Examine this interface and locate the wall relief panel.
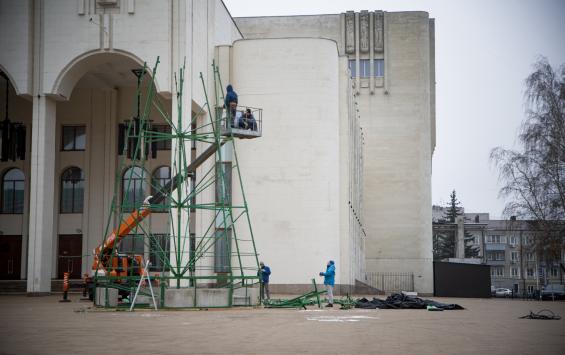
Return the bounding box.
[345,11,355,54]
[359,11,369,53]
[374,11,384,53]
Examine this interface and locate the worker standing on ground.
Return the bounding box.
[260,261,271,300]
[224,84,238,127]
[319,260,335,307]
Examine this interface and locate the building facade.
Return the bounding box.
[0,1,434,294]
[236,10,436,294]
[433,209,565,296]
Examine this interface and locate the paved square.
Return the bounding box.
[0,295,563,354]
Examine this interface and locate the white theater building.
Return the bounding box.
[0,1,435,295]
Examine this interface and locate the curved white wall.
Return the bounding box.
[231,38,341,285]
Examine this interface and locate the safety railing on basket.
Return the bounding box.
[216,106,262,138]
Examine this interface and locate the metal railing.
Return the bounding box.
[365,272,414,293]
[216,106,262,138]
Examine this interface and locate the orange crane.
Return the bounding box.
[92,141,225,276]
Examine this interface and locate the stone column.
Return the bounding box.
[26,96,56,294]
[456,216,465,259]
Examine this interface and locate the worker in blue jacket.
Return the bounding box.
[319,260,335,307]
[260,261,271,300]
[224,84,238,127]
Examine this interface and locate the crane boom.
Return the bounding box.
[92,141,226,271]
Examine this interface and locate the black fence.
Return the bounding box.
[434,261,491,298]
[365,272,414,293]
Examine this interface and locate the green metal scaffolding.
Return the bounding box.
[93,58,262,308]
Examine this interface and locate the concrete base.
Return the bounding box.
[163,288,231,308]
[164,288,195,307]
[134,293,159,305]
[95,287,118,307]
[131,286,161,305]
[232,286,260,306]
[196,289,230,308]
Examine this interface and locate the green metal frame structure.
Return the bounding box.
[93,58,262,308]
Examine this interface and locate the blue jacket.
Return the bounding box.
[261,266,271,283]
[224,85,238,107]
[320,261,335,286]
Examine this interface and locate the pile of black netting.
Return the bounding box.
[355,293,464,310]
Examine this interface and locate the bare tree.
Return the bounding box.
[491,57,565,265]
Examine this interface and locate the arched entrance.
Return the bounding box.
[24,51,172,293]
[52,51,162,100]
[0,70,32,283]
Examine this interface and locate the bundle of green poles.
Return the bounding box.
[263,279,327,309]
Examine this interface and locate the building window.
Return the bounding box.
[487,251,505,261]
[511,251,519,262]
[118,234,144,256]
[122,166,147,212]
[151,125,172,151]
[511,267,520,278]
[526,253,535,262]
[526,268,534,278]
[348,59,384,78]
[486,235,501,243]
[214,228,231,273]
[550,268,558,278]
[491,267,504,277]
[151,166,171,212]
[527,285,535,295]
[509,236,517,246]
[62,126,86,151]
[374,59,384,77]
[360,59,371,78]
[1,168,24,214]
[60,167,84,213]
[150,234,170,271]
[348,60,356,78]
[473,236,480,245]
[215,162,232,206]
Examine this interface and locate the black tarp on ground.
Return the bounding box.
[355,293,464,310]
[434,261,491,298]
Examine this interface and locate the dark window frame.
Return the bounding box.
[151,124,172,151]
[151,166,171,213]
[215,162,232,206]
[150,234,171,272]
[1,168,24,214]
[61,125,86,151]
[121,166,148,212]
[118,234,145,256]
[214,228,232,273]
[60,166,84,214]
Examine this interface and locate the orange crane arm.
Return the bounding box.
[92,141,225,271]
[92,207,152,271]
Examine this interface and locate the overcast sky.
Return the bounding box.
[223,0,565,218]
